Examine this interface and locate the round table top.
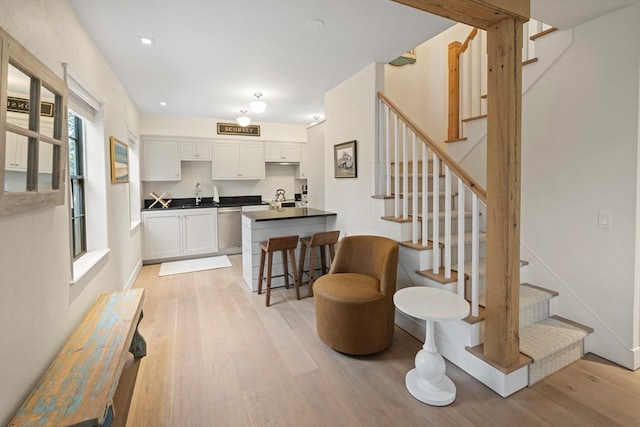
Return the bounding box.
[394,287,470,321]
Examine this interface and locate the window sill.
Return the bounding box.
[71,248,110,285]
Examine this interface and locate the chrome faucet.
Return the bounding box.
[195,182,202,205]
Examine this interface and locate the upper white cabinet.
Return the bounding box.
[180,141,212,161]
[142,139,181,181]
[213,141,265,180]
[264,142,301,163]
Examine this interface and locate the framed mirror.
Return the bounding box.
[1,27,68,216]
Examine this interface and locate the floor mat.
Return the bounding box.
[158,256,231,276]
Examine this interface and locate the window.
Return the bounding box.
[0,27,67,216]
[68,112,86,259]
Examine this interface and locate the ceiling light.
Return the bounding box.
[138,36,154,46]
[306,19,324,31]
[160,101,167,106]
[249,92,267,114]
[310,115,321,126]
[236,109,251,127]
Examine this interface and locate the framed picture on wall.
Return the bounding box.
[334,140,357,178]
[110,136,129,183]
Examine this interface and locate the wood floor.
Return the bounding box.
[114,254,640,427]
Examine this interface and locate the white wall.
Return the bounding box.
[0,1,142,424]
[384,24,474,148]
[140,115,309,203]
[306,121,326,209]
[323,63,385,235]
[520,4,640,369]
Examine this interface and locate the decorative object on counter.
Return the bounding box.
[236,109,251,127]
[275,188,286,202]
[148,192,172,209]
[158,255,231,276]
[249,92,267,113]
[213,185,220,203]
[110,136,129,183]
[334,140,357,178]
[195,182,202,205]
[217,122,260,136]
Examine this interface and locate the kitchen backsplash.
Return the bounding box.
[142,162,307,202]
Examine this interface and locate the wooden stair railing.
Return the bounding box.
[377,91,486,317]
[447,20,557,144]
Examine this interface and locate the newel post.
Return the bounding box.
[483,16,523,368]
[447,41,462,141]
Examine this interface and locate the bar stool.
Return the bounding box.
[257,235,300,307]
[298,230,340,297]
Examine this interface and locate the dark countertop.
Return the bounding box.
[242,207,336,222]
[143,195,267,210]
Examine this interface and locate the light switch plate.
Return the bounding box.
[598,211,613,229]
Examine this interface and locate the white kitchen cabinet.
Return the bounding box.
[183,209,218,255]
[142,139,181,181]
[4,133,54,174]
[297,145,308,178]
[142,208,218,261]
[143,210,182,260]
[4,132,28,171]
[265,142,301,163]
[212,141,265,180]
[180,141,212,161]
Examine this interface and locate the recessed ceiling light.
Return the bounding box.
[306,19,324,30]
[139,36,154,46]
[160,101,166,106]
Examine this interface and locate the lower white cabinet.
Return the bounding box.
[143,208,218,261]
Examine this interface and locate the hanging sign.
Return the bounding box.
[7,96,54,117]
[217,122,261,137]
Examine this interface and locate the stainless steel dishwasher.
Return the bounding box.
[217,207,242,250]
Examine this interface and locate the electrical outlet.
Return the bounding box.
[598,211,613,229]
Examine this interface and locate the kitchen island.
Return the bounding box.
[242,207,337,292]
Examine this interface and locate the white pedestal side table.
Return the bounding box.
[394,286,470,406]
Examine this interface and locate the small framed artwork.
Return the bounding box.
[334,140,357,178]
[110,136,129,183]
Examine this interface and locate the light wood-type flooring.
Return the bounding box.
[114,254,640,427]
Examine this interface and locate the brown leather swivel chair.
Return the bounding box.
[313,235,399,355]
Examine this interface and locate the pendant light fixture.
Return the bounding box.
[249,92,267,114]
[236,109,251,127]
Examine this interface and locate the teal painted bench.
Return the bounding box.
[9,288,146,427]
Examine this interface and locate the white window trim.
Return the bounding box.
[71,248,110,285]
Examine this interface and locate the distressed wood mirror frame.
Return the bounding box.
[0,27,68,216]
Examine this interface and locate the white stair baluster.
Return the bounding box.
[444,165,451,279]
[402,123,409,220]
[385,105,391,196]
[394,114,400,217]
[412,132,419,244]
[457,179,465,297]
[432,155,440,274]
[422,146,429,247]
[471,193,479,317]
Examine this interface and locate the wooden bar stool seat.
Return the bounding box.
[298,230,340,297]
[258,235,300,306]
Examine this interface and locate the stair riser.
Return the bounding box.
[528,341,584,386]
[448,239,486,265]
[390,174,444,193]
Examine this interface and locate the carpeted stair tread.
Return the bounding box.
[519,317,588,361]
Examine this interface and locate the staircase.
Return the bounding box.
[380,157,593,390]
[375,20,592,396]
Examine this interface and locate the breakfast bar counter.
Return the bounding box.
[242,208,337,291]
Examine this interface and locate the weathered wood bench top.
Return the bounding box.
[9,288,146,427]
